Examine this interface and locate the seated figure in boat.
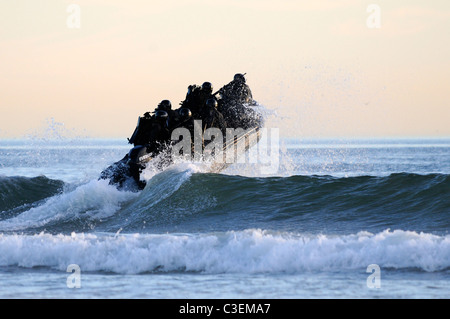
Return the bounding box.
[180,81,216,119]
[154,99,179,130]
[218,73,253,106]
[128,103,172,151]
[146,110,171,155]
[201,98,227,135]
[217,74,260,129]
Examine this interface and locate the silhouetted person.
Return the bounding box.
[218,73,253,106]
[180,82,215,119]
[146,110,171,154]
[154,99,179,130]
[201,98,227,135]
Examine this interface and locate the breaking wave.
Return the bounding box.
[0,168,448,234]
[0,229,448,274]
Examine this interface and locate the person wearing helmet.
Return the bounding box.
[171,107,195,151]
[217,73,256,129]
[218,73,253,105]
[156,99,172,111]
[180,82,216,119]
[153,109,168,121]
[201,81,213,94]
[201,98,227,135]
[172,108,194,132]
[180,84,200,110]
[146,110,171,154]
[178,107,192,119]
[205,98,218,109]
[233,73,246,83]
[155,99,179,129]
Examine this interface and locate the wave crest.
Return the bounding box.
[0,229,448,274]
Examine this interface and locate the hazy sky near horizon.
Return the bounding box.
[1,0,449,138]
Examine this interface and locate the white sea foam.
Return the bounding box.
[0,179,138,231]
[0,162,201,232]
[121,163,199,216]
[0,229,448,274]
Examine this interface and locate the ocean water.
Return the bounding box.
[0,136,449,299]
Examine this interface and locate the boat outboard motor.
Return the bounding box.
[127,145,151,188]
[128,117,142,145]
[128,112,153,146]
[128,145,152,166]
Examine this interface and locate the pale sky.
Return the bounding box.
[0,0,449,138]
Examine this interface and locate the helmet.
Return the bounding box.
[157,100,172,111]
[205,98,218,109]
[178,108,192,119]
[234,73,246,83]
[202,82,213,93]
[154,110,168,121]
